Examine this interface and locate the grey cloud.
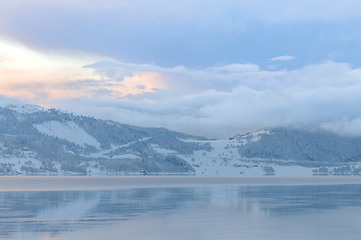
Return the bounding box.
[9,82,46,91]
[58,79,123,90]
[85,60,361,93]
[137,85,146,90]
[3,60,361,139]
[47,61,361,138]
[8,83,51,100]
[91,88,116,98]
[58,80,104,90]
[320,118,361,137]
[50,91,360,139]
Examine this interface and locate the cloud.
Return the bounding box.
[0,39,103,99]
[270,55,297,61]
[320,118,361,137]
[2,56,361,138]
[31,60,361,139]
[2,38,361,139]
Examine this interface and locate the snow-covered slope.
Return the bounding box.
[177,138,314,176]
[0,101,360,176]
[35,121,100,148]
[0,104,203,176]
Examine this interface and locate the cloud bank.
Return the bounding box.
[1,39,361,138]
[17,60,358,139]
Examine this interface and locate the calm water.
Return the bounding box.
[1,179,361,239]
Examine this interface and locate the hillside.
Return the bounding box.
[236,128,361,163]
[1,103,361,176]
[0,104,211,175]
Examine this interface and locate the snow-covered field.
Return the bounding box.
[0,134,328,176]
[178,138,313,176]
[0,152,44,175]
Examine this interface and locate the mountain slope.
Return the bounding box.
[236,127,361,163]
[1,103,361,176]
[0,105,211,175]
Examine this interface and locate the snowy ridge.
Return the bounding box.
[3,103,45,114]
[0,96,45,113]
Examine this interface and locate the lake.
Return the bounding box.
[1,176,361,239]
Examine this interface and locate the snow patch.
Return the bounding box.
[118,154,140,159]
[35,121,100,148]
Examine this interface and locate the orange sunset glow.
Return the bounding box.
[0,39,167,102]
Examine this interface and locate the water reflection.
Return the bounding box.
[1,185,361,239]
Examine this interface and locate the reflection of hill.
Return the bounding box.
[234,184,361,215]
[1,184,361,238]
[0,188,211,239]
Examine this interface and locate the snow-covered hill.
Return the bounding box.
[0,101,361,176]
[0,103,207,176]
[176,128,361,176]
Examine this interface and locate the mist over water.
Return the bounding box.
[1,178,361,239]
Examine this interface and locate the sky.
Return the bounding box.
[1,0,361,138]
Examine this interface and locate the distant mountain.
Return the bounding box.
[0,104,211,175]
[1,102,361,176]
[235,128,361,163]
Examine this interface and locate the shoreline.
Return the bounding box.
[1,176,361,191]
